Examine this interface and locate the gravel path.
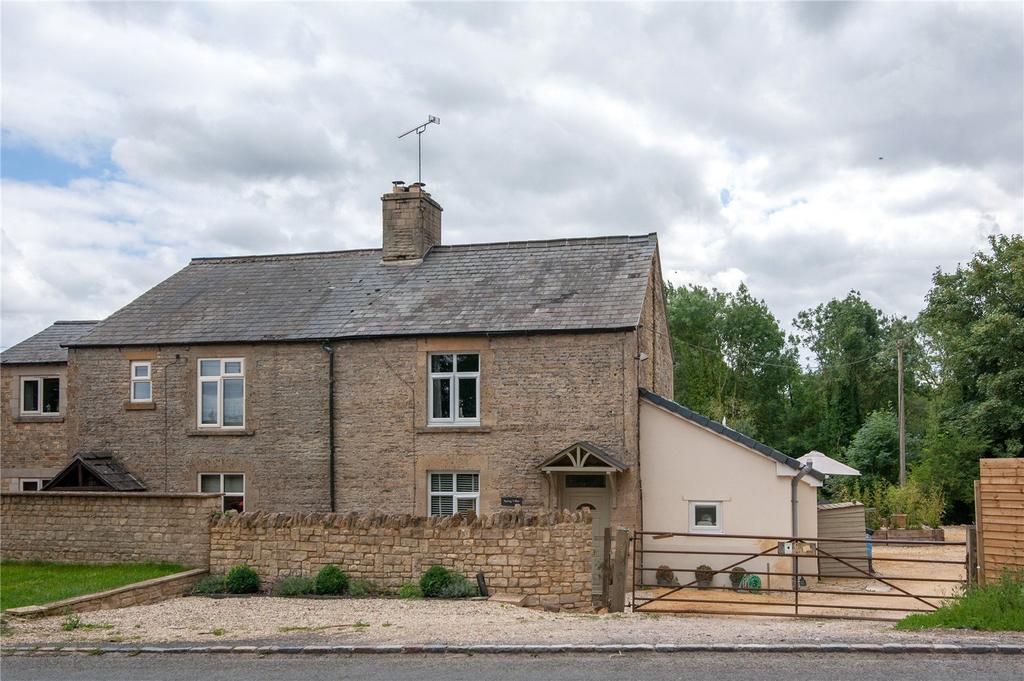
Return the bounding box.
[3,597,1022,647]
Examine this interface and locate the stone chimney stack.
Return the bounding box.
[381,181,442,263]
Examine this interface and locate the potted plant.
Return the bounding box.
[695,564,714,589]
[729,567,746,591]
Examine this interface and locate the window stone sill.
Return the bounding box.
[124,401,157,411]
[12,415,64,424]
[188,428,255,437]
[415,425,492,434]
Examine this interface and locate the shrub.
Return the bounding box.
[314,565,350,595]
[276,576,315,597]
[831,478,946,529]
[438,573,478,599]
[419,565,453,597]
[897,570,1024,632]
[398,582,423,599]
[61,613,81,631]
[694,565,714,585]
[729,567,746,589]
[224,565,261,594]
[191,575,227,595]
[349,579,380,597]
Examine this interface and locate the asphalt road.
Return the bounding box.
[3,653,1024,681]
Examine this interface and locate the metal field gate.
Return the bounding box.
[631,530,970,622]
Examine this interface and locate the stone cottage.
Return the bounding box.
[46,182,673,545]
[1,320,96,490]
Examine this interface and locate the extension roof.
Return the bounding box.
[42,453,146,492]
[69,235,659,347]
[1,321,99,365]
[639,388,826,481]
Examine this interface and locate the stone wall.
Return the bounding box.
[1,363,71,488]
[209,510,594,609]
[0,492,220,567]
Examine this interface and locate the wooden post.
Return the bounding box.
[974,479,986,586]
[897,341,906,487]
[609,528,628,613]
[601,527,612,609]
[966,525,978,587]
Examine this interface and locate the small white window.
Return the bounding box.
[429,472,479,516]
[197,359,245,428]
[428,353,480,425]
[20,377,60,415]
[199,473,245,512]
[19,478,49,492]
[689,501,723,533]
[130,361,152,402]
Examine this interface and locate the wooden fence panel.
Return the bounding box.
[976,458,1024,584]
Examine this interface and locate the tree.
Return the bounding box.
[844,410,902,486]
[920,234,1024,459]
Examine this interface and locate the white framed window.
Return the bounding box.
[20,376,60,415]
[130,361,152,402]
[19,478,50,492]
[428,353,480,425]
[197,358,245,428]
[199,473,245,512]
[429,472,479,517]
[689,501,723,533]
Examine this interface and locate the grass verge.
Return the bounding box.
[1,560,187,611]
[896,571,1024,632]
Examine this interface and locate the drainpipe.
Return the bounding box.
[790,462,814,590]
[323,342,336,512]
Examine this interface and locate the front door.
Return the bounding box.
[563,474,611,594]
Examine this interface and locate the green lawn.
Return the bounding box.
[0,561,187,611]
[896,571,1024,632]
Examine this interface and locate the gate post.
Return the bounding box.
[966,525,979,587]
[609,528,629,613]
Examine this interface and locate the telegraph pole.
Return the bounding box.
[897,340,906,487]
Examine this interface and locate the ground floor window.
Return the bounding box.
[689,500,723,533]
[199,473,245,512]
[429,472,479,516]
[18,478,50,492]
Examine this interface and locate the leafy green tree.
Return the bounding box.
[844,410,906,485]
[920,234,1024,459]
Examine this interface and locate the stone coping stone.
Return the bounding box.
[4,568,208,618]
[3,642,1022,656]
[2,492,221,499]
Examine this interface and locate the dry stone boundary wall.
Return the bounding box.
[209,509,594,609]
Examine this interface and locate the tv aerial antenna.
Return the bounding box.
[398,115,440,185]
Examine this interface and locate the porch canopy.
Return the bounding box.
[42,453,146,492]
[539,441,628,474]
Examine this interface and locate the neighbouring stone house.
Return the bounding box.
[1,320,97,491]
[24,183,673,550]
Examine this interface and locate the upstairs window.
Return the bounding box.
[198,359,245,428]
[429,472,479,516]
[21,377,60,415]
[199,473,245,512]
[428,353,479,425]
[19,478,50,491]
[130,361,152,402]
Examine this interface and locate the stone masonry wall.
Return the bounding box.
[1,363,71,487]
[209,510,594,609]
[0,492,220,567]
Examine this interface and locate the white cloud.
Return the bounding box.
[1,1,1021,348]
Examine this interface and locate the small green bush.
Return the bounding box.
[419,565,453,597]
[398,582,422,599]
[349,579,380,597]
[438,573,478,598]
[314,565,350,595]
[224,565,261,594]
[191,575,227,595]
[897,570,1024,632]
[61,613,81,631]
[276,576,315,597]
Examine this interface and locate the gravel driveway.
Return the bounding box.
[3,597,1022,647]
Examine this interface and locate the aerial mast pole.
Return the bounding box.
[398,115,440,184]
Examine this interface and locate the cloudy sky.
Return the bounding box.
[1,1,1021,349]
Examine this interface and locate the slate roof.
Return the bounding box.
[639,388,826,480]
[69,235,659,347]
[1,321,99,365]
[42,453,146,492]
